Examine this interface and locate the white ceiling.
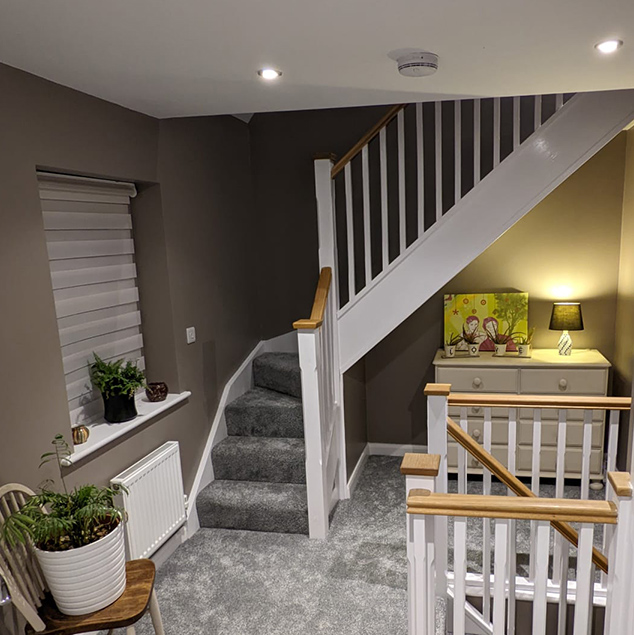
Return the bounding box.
[0,0,633,119]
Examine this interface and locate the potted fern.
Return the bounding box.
[90,354,145,423]
[1,436,127,615]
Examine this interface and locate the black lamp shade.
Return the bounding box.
[549,302,584,331]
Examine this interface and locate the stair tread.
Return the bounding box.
[225,387,304,438]
[212,436,306,484]
[253,353,301,398]
[197,480,308,535]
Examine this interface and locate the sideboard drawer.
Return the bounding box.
[518,419,603,448]
[520,368,607,395]
[437,368,518,393]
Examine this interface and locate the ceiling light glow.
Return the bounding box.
[595,39,623,54]
[258,68,282,80]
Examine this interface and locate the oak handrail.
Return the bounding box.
[448,392,632,411]
[293,267,332,330]
[407,489,617,524]
[447,417,610,573]
[330,104,407,178]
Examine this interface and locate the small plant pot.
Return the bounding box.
[146,381,169,402]
[444,345,457,358]
[102,393,137,423]
[517,344,532,358]
[468,343,480,357]
[494,343,507,357]
[34,522,126,616]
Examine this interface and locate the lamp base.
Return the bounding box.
[558,330,572,356]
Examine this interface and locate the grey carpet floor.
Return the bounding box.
[112,457,606,634]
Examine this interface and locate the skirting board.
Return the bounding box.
[187,331,298,533]
[347,445,369,495]
[368,443,428,457]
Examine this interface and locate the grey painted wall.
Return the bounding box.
[0,63,260,493]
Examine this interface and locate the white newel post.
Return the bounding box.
[605,473,634,635]
[298,327,330,540]
[314,157,348,499]
[425,384,450,599]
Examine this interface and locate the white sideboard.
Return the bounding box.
[433,349,610,482]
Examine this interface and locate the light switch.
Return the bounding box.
[186,326,196,344]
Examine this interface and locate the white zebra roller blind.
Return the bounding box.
[38,172,145,426]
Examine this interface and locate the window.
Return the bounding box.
[38,172,144,425]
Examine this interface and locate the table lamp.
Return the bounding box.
[549,302,583,356]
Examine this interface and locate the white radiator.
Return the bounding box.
[111,441,187,560]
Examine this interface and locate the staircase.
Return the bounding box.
[196,353,309,535]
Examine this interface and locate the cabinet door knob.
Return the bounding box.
[472,429,481,439]
[559,378,568,390]
[473,377,482,388]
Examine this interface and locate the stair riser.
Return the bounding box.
[212,448,306,484]
[198,504,309,535]
[225,405,304,438]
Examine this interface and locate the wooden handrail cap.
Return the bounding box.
[608,472,633,497]
[401,453,441,477]
[424,383,452,396]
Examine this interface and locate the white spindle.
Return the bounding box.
[379,128,389,271]
[493,97,501,167]
[607,410,619,473]
[459,407,468,494]
[454,100,461,204]
[483,407,492,621]
[454,516,467,635]
[530,409,542,580]
[581,409,593,499]
[474,99,481,185]
[416,103,424,238]
[344,163,355,299]
[507,408,517,635]
[555,93,564,111]
[573,524,594,635]
[398,109,406,253]
[557,539,570,635]
[534,95,542,131]
[513,96,520,149]
[435,101,442,222]
[552,409,567,584]
[493,519,509,635]
[361,146,371,286]
[508,407,517,476]
[532,520,550,635]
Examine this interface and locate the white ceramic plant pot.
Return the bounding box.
[494,343,507,357]
[517,344,532,358]
[444,344,456,358]
[35,521,126,616]
[468,343,479,357]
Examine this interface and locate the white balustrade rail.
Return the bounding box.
[294,267,344,539]
[409,383,633,634]
[328,94,571,309]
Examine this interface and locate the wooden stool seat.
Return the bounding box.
[25,560,156,635]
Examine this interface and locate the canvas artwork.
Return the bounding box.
[444,293,529,352]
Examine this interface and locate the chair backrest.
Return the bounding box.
[0,484,46,632]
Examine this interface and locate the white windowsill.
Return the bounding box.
[64,392,191,465]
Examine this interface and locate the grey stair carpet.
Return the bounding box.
[212,436,306,484]
[197,481,309,534]
[253,352,302,398]
[225,387,303,438]
[197,352,308,535]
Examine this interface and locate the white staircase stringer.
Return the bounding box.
[338,89,634,372]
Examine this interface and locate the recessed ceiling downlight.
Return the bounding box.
[258,68,282,80]
[595,39,623,54]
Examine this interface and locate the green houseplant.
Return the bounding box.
[1,436,128,615]
[515,327,536,358]
[444,333,462,358]
[90,353,145,423]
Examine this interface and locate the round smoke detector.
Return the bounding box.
[389,49,439,77]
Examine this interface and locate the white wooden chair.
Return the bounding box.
[0,484,165,635]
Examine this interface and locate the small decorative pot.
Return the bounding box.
[468,343,479,357]
[35,521,126,616]
[71,425,90,445]
[517,344,532,358]
[102,393,137,423]
[146,382,169,402]
[494,343,507,357]
[444,345,457,358]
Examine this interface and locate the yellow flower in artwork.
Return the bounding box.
[444,293,528,352]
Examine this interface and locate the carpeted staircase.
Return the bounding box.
[196,353,309,534]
